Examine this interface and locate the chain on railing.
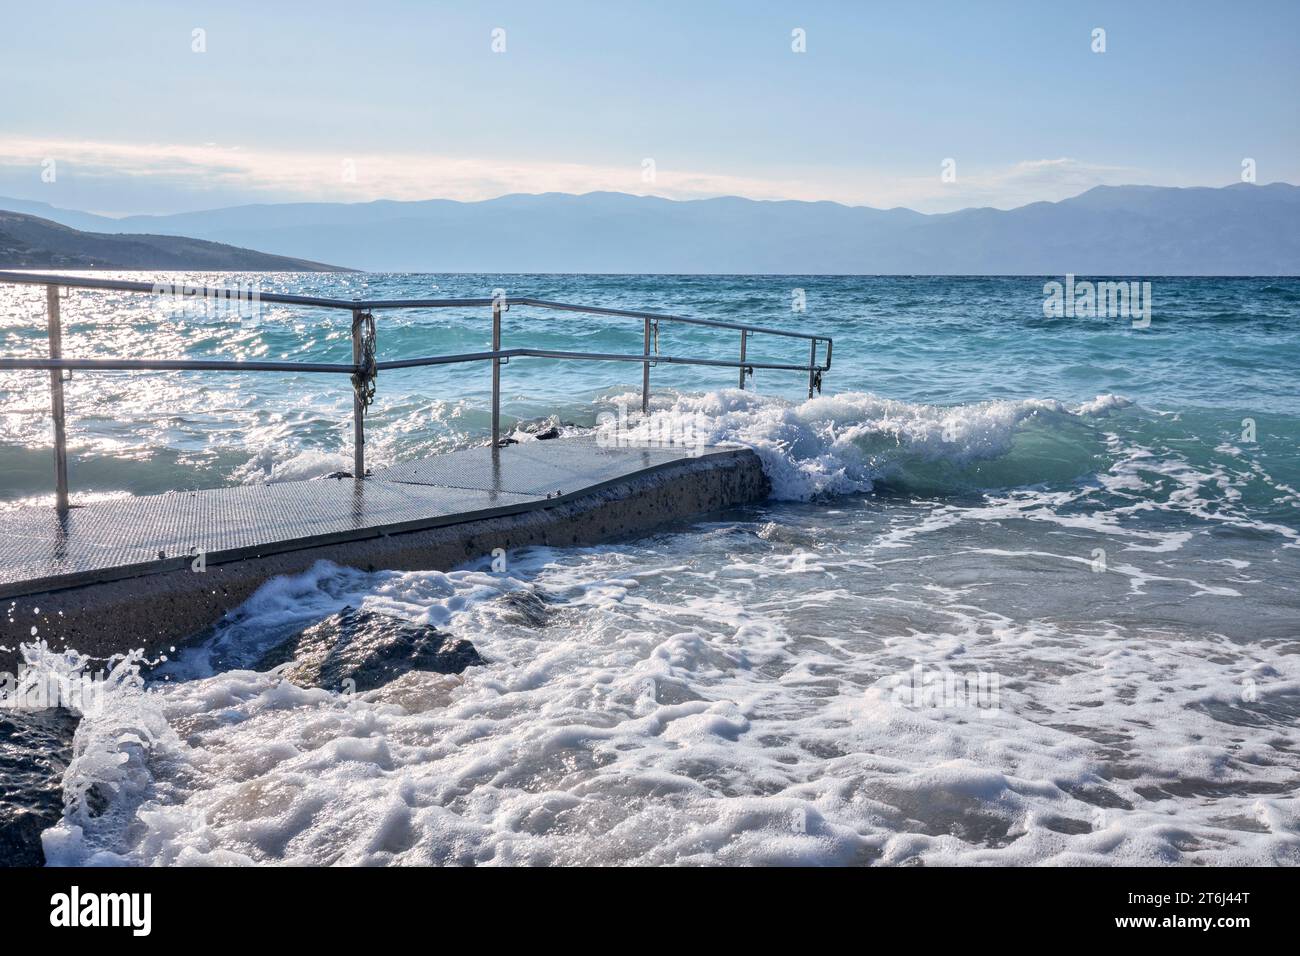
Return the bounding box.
[350,310,377,409]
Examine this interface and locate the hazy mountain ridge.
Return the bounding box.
[2,183,1296,275]
[0,211,349,271]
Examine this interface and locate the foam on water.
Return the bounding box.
[2,273,1296,865]
[28,535,1299,866]
[17,386,1298,867]
[599,388,1132,500]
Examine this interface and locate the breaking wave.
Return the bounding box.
[598,388,1132,500]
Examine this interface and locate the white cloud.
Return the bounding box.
[0,137,838,206]
[0,137,1169,214]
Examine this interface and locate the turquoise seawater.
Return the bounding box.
[3,273,1299,865]
[2,273,1299,503]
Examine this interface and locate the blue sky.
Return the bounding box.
[1,0,1296,215]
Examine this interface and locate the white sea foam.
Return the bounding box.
[231,447,354,484]
[30,519,1300,866]
[598,389,1131,500]
[13,386,1298,867]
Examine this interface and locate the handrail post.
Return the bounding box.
[492,297,502,446]
[351,309,365,478]
[46,285,69,511]
[738,330,747,390]
[807,337,817,399]
[641,316,651,415]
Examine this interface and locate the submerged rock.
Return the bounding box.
[517,417,570,441]
[0,708,78,867]
[497,588,555,627]
[256,607,485,692]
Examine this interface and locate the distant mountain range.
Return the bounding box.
[2,182,1296,275]
[0,210,346,271]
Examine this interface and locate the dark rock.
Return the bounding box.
[255,607,485,692]
[516,418,565,440]
[0,708,78,867]
[497,588,554,627]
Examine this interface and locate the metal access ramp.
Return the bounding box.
[0,438,733,600]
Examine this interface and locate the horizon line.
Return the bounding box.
[4,179,1296,223]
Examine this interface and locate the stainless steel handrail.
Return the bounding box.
[0,271,834,510]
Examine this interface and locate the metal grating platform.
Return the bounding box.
[375,439,688,495]
[0,438,736,599]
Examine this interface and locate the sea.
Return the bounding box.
[1,272,1297,866]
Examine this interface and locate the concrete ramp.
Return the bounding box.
[0,439,768,667]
